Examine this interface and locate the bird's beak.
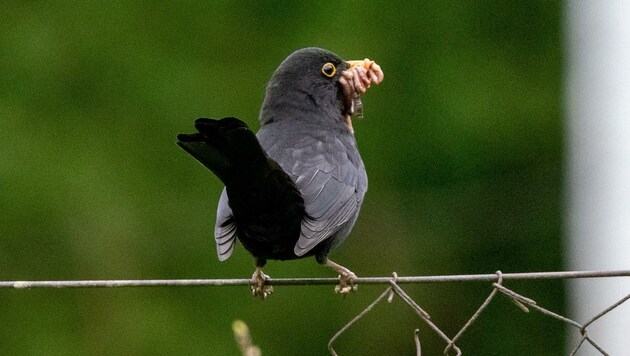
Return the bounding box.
[339,59,384,133]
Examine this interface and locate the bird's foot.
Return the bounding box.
[335,270,358,295]
[325,259,358,295]
[250,267,273,300]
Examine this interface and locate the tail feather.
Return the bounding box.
[177,117,268,186]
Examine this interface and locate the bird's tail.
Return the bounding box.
[177,117,268,186]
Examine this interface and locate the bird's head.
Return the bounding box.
[259,47,383,133]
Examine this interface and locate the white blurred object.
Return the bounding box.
[566,0,630,354]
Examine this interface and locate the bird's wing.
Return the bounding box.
[295,165,362,256]
[258,125,366,257]
[289,137,365,257]
[215,188,237,261]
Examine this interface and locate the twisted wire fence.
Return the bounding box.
[2,269,629,355]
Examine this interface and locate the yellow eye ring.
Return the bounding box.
[321,62,336,77]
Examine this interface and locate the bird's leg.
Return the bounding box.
[325,259,358,294]
[250,259,273,300]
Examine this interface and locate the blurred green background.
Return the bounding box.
[0,1,564,355]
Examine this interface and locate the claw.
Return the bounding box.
[250,267,273,300]
[334,270,358,295]
[325,259,358,295]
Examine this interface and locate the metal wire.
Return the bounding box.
[326,270,630,356]
[1,269,629,289]
[2,269,629,355]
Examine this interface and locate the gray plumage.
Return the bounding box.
[215,48,367,263]
[178,47,382,297]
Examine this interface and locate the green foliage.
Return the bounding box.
[1,1,563,354]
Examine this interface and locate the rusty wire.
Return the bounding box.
[1,269,629,354]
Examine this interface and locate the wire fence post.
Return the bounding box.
[565,1,630,354]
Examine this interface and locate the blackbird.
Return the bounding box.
[177,48,383,298]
